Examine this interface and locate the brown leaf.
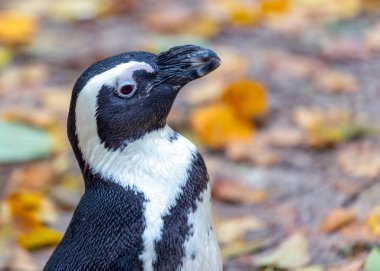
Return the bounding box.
[327,258,365,271]
[293,107,368,148]
[212,180,267,204]
[8,247,37,271]
[266,127,304,148]
[336,142,380,178]
[341,222,379,242]
[320,208,356,233]
[314,69,358,93]
[226,135,279,167]
[8,161,56,193]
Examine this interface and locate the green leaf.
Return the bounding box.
[365,247,380,271]
[0,121,53,163]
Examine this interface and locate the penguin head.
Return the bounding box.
[68,45,220,170]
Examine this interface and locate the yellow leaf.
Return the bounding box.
[260,0,290,14]
[368,205,380,237]
[216,216,264,244]
[222,80,268,119]
[17,227,62,250]
[0,11,37,45]
[217,0,261,26]
[0,47,12,68]
[190,103,253,149]
[7,192,43,230]
[293,107,369,148]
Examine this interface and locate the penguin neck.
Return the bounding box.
[79,125,196,189]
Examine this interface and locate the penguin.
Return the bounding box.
[44,45,222,271]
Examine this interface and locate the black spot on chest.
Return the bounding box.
[44,174,146,271]
[153,152,209,271]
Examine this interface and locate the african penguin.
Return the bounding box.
[44,45,222,271]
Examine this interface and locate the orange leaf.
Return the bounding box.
[17,227,62,250]
[0,11,37,45]
[260,0,290,14]
[190,103,253,149]
[320,208,355,233]
[222,80,268,119]
[7,192,42,230]
[212,180,267,204]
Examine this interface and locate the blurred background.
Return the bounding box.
[1,0,380,270]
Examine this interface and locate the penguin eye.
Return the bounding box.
[117,83,136,98]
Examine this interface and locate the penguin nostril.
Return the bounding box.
[199,56,211,63]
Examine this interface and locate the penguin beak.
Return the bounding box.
[156,45,221,86]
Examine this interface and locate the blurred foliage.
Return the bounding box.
[1,0,380,270]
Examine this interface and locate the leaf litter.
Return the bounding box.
[1,0,380,270]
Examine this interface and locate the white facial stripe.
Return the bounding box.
[75,61,154,162]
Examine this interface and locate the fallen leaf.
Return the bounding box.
[50,0,111,21]
[297,267,324,271]
[341,222,378,242]
[365,21,380,52]
[314,69,358,93]
[212,180,267,204]
[293,107,369,148]
[0,11,37,45]
[260,0,290,14]
[320,208,356,233]
[8,247,37,271]
[144,8,194,34]
[221,240,262,259]
[365,247,380,271]
[0,46,12,68]
[0,121,54,163]
[336,142,380,179]
[17,227,62,250]
[49,174,83,209]
[8,161,56,193]
[7,192,43,231]
[221,80,268,119]
[328,258,365,271]
[266,127,304,148]
[367,205,380,237]
[216,216,264,244]
[226,135,279,167]
[190,103,253,149]
[255,232,310,269]
[0,225,16,270]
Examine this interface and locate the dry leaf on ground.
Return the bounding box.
[336,142,380,179]
[215,215,264,244]
[254,231,310,269]
[293,107,369,148]
[0,11,37,45]
[314,69,358,93]
[212,179,267,204]
[17,227,62,250]
[327,258,365,271]
[320,208,356,233]
[190,103,253,149]
[367,205,380,237]
[226,135,279,167]
[222,80,268,119]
